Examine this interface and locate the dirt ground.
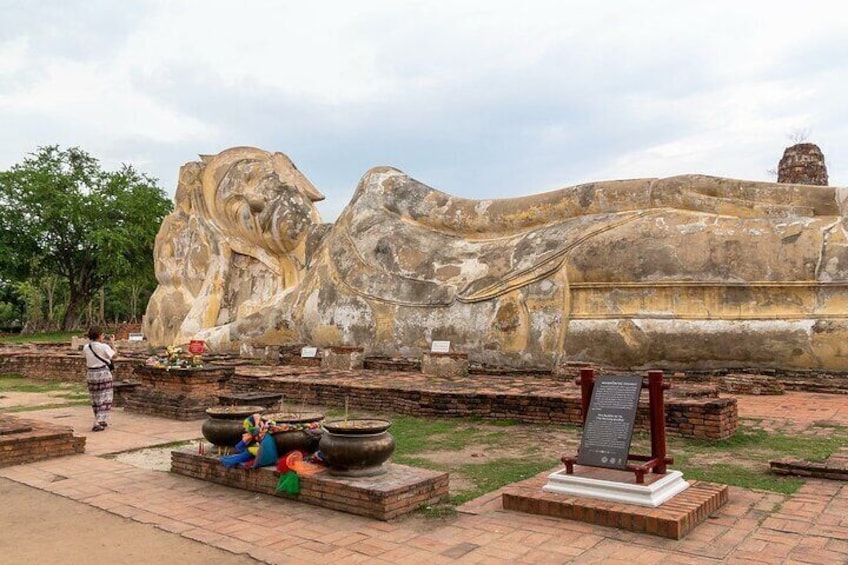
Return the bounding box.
[0,478,259,564]
[0,388,260,564]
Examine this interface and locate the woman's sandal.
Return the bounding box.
[91,424,106,432]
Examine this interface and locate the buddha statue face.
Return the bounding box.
[201,147,324,257]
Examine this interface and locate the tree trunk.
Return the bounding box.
[130,283,140,323]
[62,292,85,331]
[43,276,57,330]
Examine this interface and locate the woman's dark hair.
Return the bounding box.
[87,326,102,341]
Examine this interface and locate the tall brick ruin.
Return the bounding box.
[778,143,828,185]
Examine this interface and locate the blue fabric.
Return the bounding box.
[251,434,278,468]
[220,451,253,468]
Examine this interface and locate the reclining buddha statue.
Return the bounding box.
[144,146,848,371]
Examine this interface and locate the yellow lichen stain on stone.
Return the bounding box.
[488,292,529,353]
[259,327,299,344]
[372,304,395,344]
[311,325,342,345]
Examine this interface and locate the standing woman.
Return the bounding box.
[83,326,117,432]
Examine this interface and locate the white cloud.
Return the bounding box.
[1,0,847,219]
[1,58,216,143]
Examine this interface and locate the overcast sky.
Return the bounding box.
[1,1,846,221]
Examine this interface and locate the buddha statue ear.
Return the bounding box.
[300,184,326,202]
[271,152,325,202]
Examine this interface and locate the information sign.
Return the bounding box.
[430,340,451,353]
[576,374,642,469]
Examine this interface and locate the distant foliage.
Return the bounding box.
[0,146,172,330]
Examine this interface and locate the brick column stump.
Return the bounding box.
[321,346,365,370]
[421,352,469,378]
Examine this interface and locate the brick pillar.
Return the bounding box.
[777,143,828,185]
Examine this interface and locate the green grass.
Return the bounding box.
[0,374,86,395]
[681,463,804,494]
[4,401,91,412]
[384,413,848,505]
[660,421,848,496]
[671,424,848,464]
[0,331,79,344]
[391,416,513,455]
[451,458,559,504]
[0,374,89,411]
[387,415,561,505]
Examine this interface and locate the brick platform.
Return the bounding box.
[171,449,449,520]
[0,415,85,467]
[231,366,739,439]
[502,469,728,539]
[124,366,235,420]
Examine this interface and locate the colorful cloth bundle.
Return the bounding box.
[220,414,278,469]
[275,450,326,494]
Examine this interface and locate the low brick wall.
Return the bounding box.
[662,397,737,440]
[0,349,136,382]
[1,350,87,381]
[230,370,738,440]
[0,415,85,467]
[770,458,848,481]
[171,450,448,520]
[669,373,785,395]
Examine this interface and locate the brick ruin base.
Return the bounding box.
[502,470,728,539]
[321,347,365,371]
[669,373,785,395]
[231,369,739,440]
[171,449,449,520]
[123,366,235,420]
[421,352,469,378]
[0,415,85,468]
[770,448,848,481]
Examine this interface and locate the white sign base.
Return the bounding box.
[543,469,690,508]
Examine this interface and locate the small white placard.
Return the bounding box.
[301,346,318,358]
[128,333,145,341]
[430,340,451,353]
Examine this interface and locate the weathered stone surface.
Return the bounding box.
[143,146,325,346]
[145,146,848,371]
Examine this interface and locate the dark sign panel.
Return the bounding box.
[576,374,643,469]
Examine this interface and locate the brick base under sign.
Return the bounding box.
[502,470,728,539]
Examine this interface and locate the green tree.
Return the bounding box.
[0,146,172,330]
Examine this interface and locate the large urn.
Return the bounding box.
[318,419,395,477]
[201,405,263,447]
[262,412,324,455]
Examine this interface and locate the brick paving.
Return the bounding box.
[0,390,846,563]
